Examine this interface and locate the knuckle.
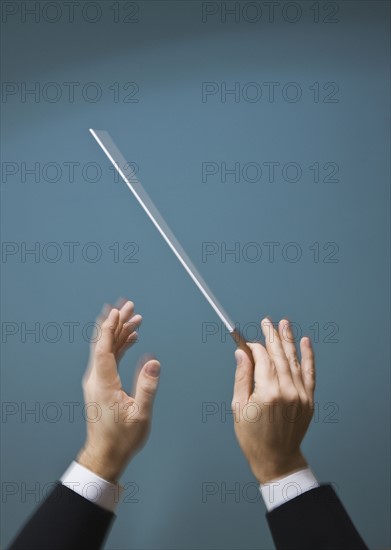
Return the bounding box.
[265,389,280,403]
[306,366,316,378]
[234,369,246,384]
[103,317,116,332]
[288,355,300,368]
[101,317,111,330]
[301,395,309,407]
[284,389,299,403]
[137,411,150,423]
[275,349,288,362]
[231,398,240,411]
[140,379,156,397]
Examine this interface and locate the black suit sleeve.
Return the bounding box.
[8,482,115,550]
[266,484,368,550]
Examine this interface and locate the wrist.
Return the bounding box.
[77,445,124,484]
[253,452,308,484]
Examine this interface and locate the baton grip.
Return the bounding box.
[230,328,255,367]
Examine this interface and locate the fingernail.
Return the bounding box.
[145,361,160,377]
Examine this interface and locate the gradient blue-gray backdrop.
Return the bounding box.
[1,1,390,548]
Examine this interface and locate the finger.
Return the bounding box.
[134,359,161,413]
[115,297,128,309]
[95,308,119,355]
[261,318,294,388]
[93,308,120,381]
[232,349,253,407]
[278,319,306,397]
[119,300,135,324]
[117,331,139,363]
[300,337,316,401]
[89,303,111,352]
[247,342,276,389]
[84,303,112,385]
[96,303,111,328]
[114,301,135,344]
[117,314,142,350]
[95,303,113,343]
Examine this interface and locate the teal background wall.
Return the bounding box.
[1,1,390,548]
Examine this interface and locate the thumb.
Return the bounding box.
[134,359,161,413]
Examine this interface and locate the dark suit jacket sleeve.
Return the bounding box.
[266,484,368,550]
[8,482,115,550]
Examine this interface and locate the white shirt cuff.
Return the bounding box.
[60,461,123,513]
[260,467,319,512]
